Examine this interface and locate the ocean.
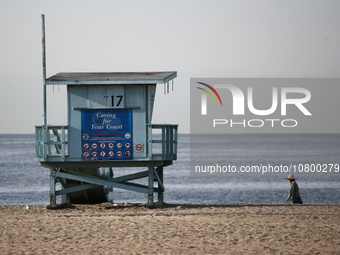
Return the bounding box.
[0,134,339,205]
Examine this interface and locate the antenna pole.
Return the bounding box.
[41,14,48,160]
[41,14,47,128]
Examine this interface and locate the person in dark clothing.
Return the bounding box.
[286,174,303,204]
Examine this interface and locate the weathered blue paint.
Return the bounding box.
[37,15,178,206]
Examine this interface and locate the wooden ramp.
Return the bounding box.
[64,167,107,204]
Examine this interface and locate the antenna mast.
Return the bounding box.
[41,14,47,128]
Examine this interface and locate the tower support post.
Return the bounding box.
[157,166,164,203]
[49,168,56,206]
[147,167,154,204]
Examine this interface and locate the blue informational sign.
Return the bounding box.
[81,109,133,160]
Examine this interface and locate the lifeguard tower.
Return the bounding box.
[35,15,178,206]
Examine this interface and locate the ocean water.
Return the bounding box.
[0,134,339,205]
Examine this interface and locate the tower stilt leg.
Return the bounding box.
[147,167,154,204]
[61,177,67,203]
[157,166,164,203]
[49,168,56,206]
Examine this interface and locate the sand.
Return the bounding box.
[0,203,339,254]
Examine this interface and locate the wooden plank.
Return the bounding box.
[46,72,177,85]
[55,183,98,196]
[53,171,150,194]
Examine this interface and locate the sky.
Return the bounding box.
[0,0,339,133]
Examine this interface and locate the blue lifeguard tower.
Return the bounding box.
[35,15,178,206]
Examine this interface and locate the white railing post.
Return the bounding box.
[43,127,48,161]
[162,126,166,160]
[166,126,170,159]
[148,125,153,160]
[61,126,65,161]
[169,126,174,160]
[174,126,178,159]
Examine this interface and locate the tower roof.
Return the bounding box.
[46,71,177,85]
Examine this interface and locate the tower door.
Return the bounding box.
[88,85,124,108]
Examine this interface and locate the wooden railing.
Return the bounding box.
[147,124,178,161]
[35,125,68,162]
[36,124,178,162]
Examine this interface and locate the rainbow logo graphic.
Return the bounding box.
[196,82,222,115]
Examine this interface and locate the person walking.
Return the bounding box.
[286,174,303,204]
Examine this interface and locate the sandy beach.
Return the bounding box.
[0,203,339,254]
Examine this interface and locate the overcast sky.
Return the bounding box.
[0,0,339,133]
